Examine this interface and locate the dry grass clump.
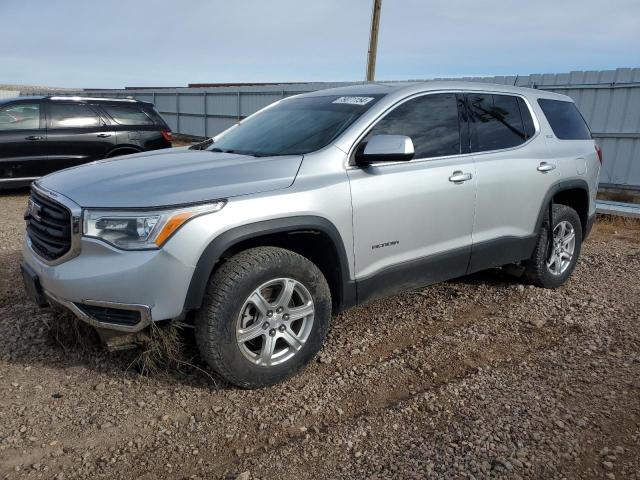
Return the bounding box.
[130,320,185,375]
[595,213,640,228]
[592,214,640,244]
[128,321,217,383]
[45,310,215,381]
[45,309,100,350]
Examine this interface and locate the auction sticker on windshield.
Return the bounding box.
[332,96,375,106]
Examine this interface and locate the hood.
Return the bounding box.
[38,148,303,208]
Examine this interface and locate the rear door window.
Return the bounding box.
[468,94,530,152]
[49,103,101,128]
[366,93,461,159]
[517,98,536,140]
[101,105,155,126]
[0,103,40,130]
[537,98,591,140]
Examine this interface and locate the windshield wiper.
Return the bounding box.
[189,138,214,150]
[209,148,286,157]
[211,147,252,155]
[251,152,278,157]
[212,148,267,157]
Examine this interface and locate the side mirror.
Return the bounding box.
[355,134,415,165]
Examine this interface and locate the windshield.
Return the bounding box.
[208,94,384,156]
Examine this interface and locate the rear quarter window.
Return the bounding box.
[101,105,154,126]
[143,106,168,127]
[537,99,591,140]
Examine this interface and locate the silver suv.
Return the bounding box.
[21,81,600,388]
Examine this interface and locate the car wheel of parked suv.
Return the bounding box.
[524,204,583,289]
[195,247,332,388]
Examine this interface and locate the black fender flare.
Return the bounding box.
[182,216,357,313]
[533,178,591,237]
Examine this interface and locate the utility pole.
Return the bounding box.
[366,0,382,81]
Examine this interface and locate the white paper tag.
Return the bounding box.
[332,96,374,106]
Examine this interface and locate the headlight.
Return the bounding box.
[83,201,226,250]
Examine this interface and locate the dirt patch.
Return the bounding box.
[1,192,639,479]
[597,188,640,204]
[171,135,200,148]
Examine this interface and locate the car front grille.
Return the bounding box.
[26,190,72,261]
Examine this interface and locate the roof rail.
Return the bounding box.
[48,96,137,102]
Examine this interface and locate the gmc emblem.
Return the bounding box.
[27,199,43,222]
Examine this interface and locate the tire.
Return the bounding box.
[195,246,331,388]
[524,204,582,288]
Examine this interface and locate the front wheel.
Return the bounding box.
[524,204,583,288]
[195,247,331,388]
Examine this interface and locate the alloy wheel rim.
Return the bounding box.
[546,220,576,275]
[236,278,315,367]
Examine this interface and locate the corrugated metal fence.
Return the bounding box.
[44,82,359,139]
[24,68,640,189]
[448,69,640,190]
[0,90,20,99]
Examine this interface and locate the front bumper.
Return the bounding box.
[22,234,195,332]
[45,291,152,333]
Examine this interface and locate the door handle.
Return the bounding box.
[25,135,43,141]
[537,162,556,172]
[96,133,112,138]
[448,171,473,183]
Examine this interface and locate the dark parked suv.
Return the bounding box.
[0,96,172,188]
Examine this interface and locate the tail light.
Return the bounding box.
[595,144,603,164]
[161,130,173,142]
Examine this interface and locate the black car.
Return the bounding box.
[0,96,172,188]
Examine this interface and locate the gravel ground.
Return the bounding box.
[1,190,639,480]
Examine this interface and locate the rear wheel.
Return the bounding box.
[195,247,331,388]
[524,204,582,288]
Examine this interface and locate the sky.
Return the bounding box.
[1,0,639,88]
